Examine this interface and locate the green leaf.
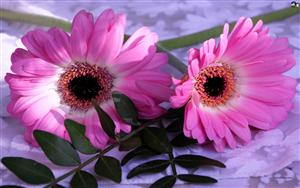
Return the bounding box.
[166,117,184,132]
[70,170,98,188]
[177,174,217,184]
[127,160,170,179]
[150,176,176,188]
[171,133,197,147]
[112,91,140,126]
[33,130,81,166]
[164,107,185,119]
[92,101,116,138]
[174,154,226,169]
[94,156,121,183]
[121,146,159,166]
[1,157,54,184]
[142,127,171,153]
[119,136,142,151]
[64,119,98,154]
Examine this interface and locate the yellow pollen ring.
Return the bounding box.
[194,64,235,107]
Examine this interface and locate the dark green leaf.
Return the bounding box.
[127,160,170,179]
[121,146,159,166]
[166,117,184,132]
[174,154,226,169]
[164,107,185,119]
[92,101,116,138]
[33,130,81,166]
[178,174,217,184]
[70,170,97,188]
[171,133,197,147]
[64,119,98,154]
[94,156,121,183]
[1,157,54,184]
[112,91,140,126]
[119,136,142,151]
[150,176,176,188]
[142,127,171,153]
[0,186,24,188]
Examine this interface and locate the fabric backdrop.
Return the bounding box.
[0,0,299,187]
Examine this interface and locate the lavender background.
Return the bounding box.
[0,0,299,187]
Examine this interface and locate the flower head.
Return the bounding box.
[6,9,171,148]
[170,17,296,152]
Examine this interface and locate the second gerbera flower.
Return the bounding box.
[170,17,296,151]
[6,9,172,149]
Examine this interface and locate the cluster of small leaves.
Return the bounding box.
[121,109,226,188]
[0,92,225,188]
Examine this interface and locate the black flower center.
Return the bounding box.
[68,74,102,101]
[203,77,225,97]
[58,62,113,110]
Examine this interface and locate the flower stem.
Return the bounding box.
[44,143,118,188]
[168,151,177,177]
[0,8,187,74]
[44,116,161,187]
[158,7,300,50]
[0,8,71,32]
[156,43,187,74]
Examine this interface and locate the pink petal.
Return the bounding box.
[136,80,172,101]
[21,29,51,60]
[46,28,71,66]
[21,92,60,125]
[188,48,199,62]
[116,88,165,119]
[113,31,158,66]
[84,110,110,149]
[86,28,107,64]
[235,96,272,123]
[213,137,226,152]
[184,102,198,130]
[70,10,94,61]
[11,48,33,63]
[198,109,217,141]
[224,126,237,149]
[11,58,58,76]
[188,59,200,78]
[34,108,66,138]
[96,14,125,65]
[143,53,168,70]
[122,27,151,50]
[170,95,190,108]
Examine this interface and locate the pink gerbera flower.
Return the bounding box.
[170,17,296,152]
[5,9,171,148]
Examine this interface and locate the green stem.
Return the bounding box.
[2,7,297,73]
[156,44,187,74]
[0,8,71,32]
[44,116,161,187]
[168,151,177,177]
[158,7,300,50]
[0,8,187,73]
[44,143,118,188]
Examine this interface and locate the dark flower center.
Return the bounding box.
[194,64,235,107]
[203,77,225,97]
[58,62,113,110]
[68,74,102,101]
